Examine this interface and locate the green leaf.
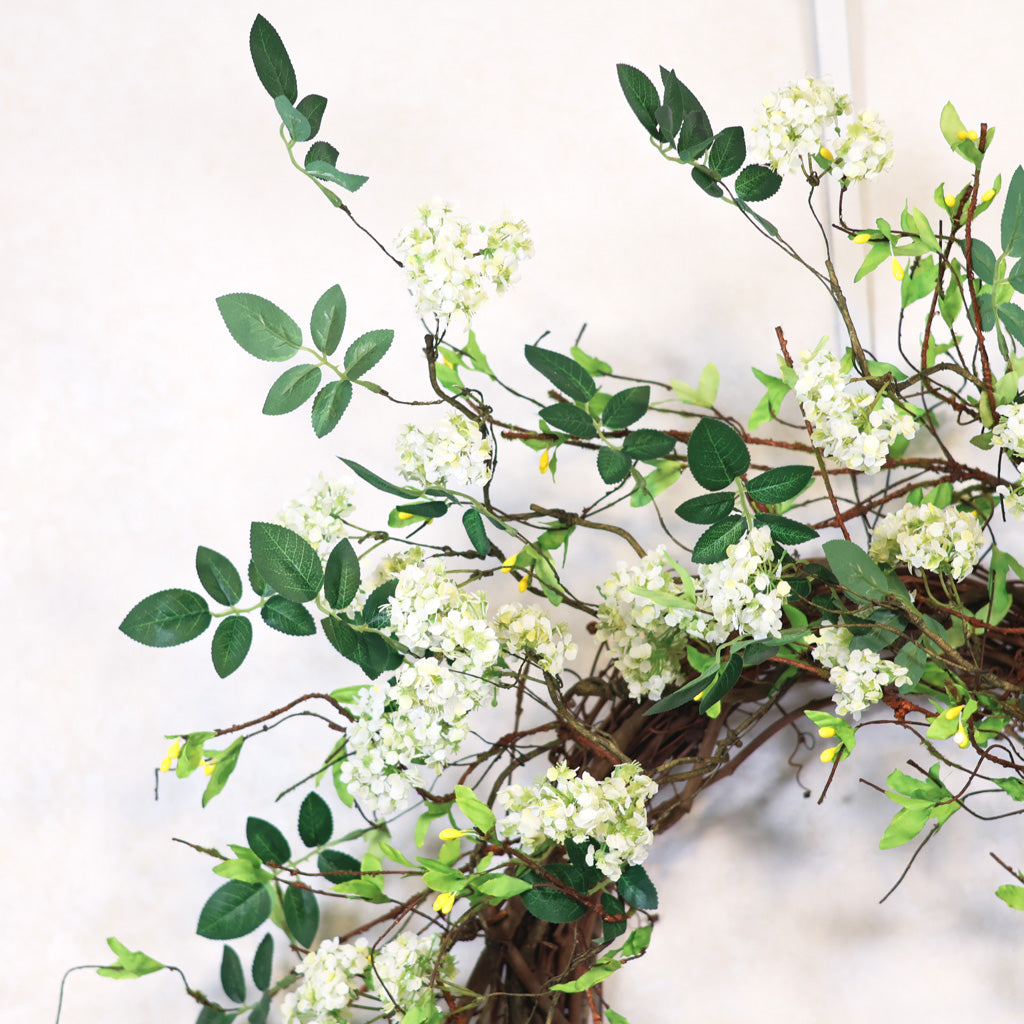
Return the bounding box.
[687,417,750,490]
[752,513,818,545]
[305,140,338,169]
[197,881,271,940]
[263,365,322,415]
[606,1012,632,1024]
[524,345,596,402]
[602,386,650,429]
[283,885,319,947]
[344,329,393,379]
[691,166,722,198]
[621,923,654,957]
[362,578,398,629]
[617,865,658,910]
[995,777,1024,801]
[570,344,611,375]
[541,402,596,438]
[212,616,253,678]
[213,851,271,885]
[708,126,745,177]
[597,447,632,485]
[216,294,302,362]
[997,884,1024,910]
[601,892,627,943]
[323,539,360,610]
[295,94,327,139]
[220,946,246,1003]
[879,804,932,849]
[274,95,311,142]
[393,500,448,521]
[199,733,241,803]
[822,539,894,602]
[616,64,661,138]
[454,785,496,834]
[692,516,747,564]
[248,559,273,598]
[698,653,743,713]
[674,491,735,524]
[854,241,891,282]
[622,429,676,460]
[196,1006,233,1024]
[97,937,164,979]
[251,933,273,991]
[310,284,346,355]
[551,959,622,993]
[120,589,211,647]
[735,164,781,202]
[196,547,243,605]
[476,874,534,899]
[462,507,490,556]
[969,239,996,285]
[1002,166,1024,258]
[261,595,316,636]
[998,301,1024,345]
[630,460,682,507]
[318,849,361,885]
[250,522,323,603]
[304,163,368,192]
[745,464,813,505]
[311,380,352,438]
[247,817,291,866]
[671,363,720,409]
[338,457,418,499]
[249,992,271,1024]
[249,15,297,104]
[522,884,587,923]
[298,792,333,848]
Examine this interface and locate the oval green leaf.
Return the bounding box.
[597,446,632,485]
[541,402,596,438]
[344,328,393,379]
[687,417,750,490]
[120,589,211,647]
[324,538,360,610]
[745,464,814,505]
[263,365,322,415]
[211,615,253,678]
[708,125,746,177]
[282,885,319,948]
[735,164,782,202]
[462,507,490,556]
[295,94,327,139]
[317,849,361,885]
[311,380,352,438]
[246,817,291,866]
[196,546,243,605]
[674,491,735,524]
[216,293,302,362]
[249,15,296,103]
[196,881,271,940]
[622,428,676,460]
[261,595,316,636]
[220,946,246,1004]
[692,515,747,564]
[522,885,587,924]
[251,933,273,991]
[617,864,658,910]
[524,345,596,402]
[249,522,323,603]
[298,791,333,848]
[274,95,311,142]
[602,385,650,429]
[310,284,346,355]
[753,512,819,545]
[616,63,661,138]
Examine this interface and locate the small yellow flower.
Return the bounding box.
[967,129,978,141]
[819,746,840,764]
[852,232,872,244]
[819,145,834,161]
[202,759,216,776]
[439,828,472,842]
[944,704,965,721]
[160,738,182,773]
[982,188,996,203]
[891,258,905,281]
[433,891,457,915]
[518,574,530,593]
[818,726,836,738]
[944,194,956,208]
[957,129,968,141]
[693,690,705,701]
[500,555,517,574]
[539,449,550,474]
[397,511,414,521]
[955,729,970,749]
[442,356,454,369]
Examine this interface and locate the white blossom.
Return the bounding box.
[281,937,371,1023]
[371,933,455,1016]
[494,602,578,676]
[498,760,657,881]
[992,402,1024,459]
[808,624,908,719]
[277,473,356,559]
[832,108,894,182]
[869,501,983,581]
[395,411,493,490]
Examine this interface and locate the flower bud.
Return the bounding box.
[819,745,840,763]
[819,145,834,161]
[891,259,905,281]
[852,232,872,244]
[202,759,216,776]
[982,188,996,203]
[955,729,970,749]
[944,704,965,721]
[518,575,530,593]
[500,555,517,573]
[967,129,978,141]
[439,828,471,842]
[944,194,956,208]
[957,130,968,141]
[818,726,836,738]
[539,449,550,474]
[433,891,457,915]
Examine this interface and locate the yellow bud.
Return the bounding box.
[500,555,516,574]
[202,759,216,776]
[159,756,173,773]
[442,357,454,369]
[439,828,471,842]
[944,194,956,208]
[518,575,530,593]
[891,258,905,282]
[955,730,970,749]
[539,449,550,474]
[944,704,965,721]
[968,129,978,141]
[819,145,834,161]
[852,232,872,244]
[819,746,840,764]
[957,130,968,141]
[167,738,181,759]
[433,891,457,915]
[693,690,705,701]
[982,188,996,203]
[818,726,836,738]
[397,511,414,520]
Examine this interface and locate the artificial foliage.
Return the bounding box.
[57,14,1024,1024]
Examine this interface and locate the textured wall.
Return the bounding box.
[5,1,1024,1021]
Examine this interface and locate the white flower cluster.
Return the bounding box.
[498,760,657,882]
[992,402,1024,459]
[808,624,908,719]
[340,657,491,813]
[362,545,426,596]
[494,602,578,676]
[869,501,983,581]
[395,411,493,490]
[394,199,534,321]
[281,934,454,1023]
[277,473,356,558]
[698,525,792,644]
[389,557,500,673]
[749,76,893,182]
[793,346,916,473]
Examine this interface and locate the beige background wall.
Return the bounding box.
[5,1,1024,1021]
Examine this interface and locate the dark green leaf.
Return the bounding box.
[823,539,893,602]
[597,447,632,485]
[602,386,650,429]
[249,992,271,1024]
[298,791,333,848]
[311,380,352,438]
[601,893,627,943]
[323,539,360,610]
[212,616,253,678]
[221,946,246,1004]
[250,522,323,603]
[197,881,271,940]
[735,164,782,202]
[644,659,721,715]
[274,95,311,142]
[622,429,676,460]
[216,294,302,363]
[690,165,722,197]
[708,126,745,177]
[674,491,735,524]
[354,631,402,679]
[753,513,818,545]
[524,345,596,402]
[617,864,658,910]
[363,578,399,630]
[699,653,743,712]
[310,283,346,355]
[249,15,296,104]
[462,508,490,556]
[263,365,321,415]
[1002,165,1024,258]
[998,301,1024,345]
[247,817,291,866]
[745,464,814,505]
[248,559,273,598]
[522,882,587,923]
[304,162,368,192]
[261,595,316,636]
[305,141,338,168]
[338,458,418,499]
[251,933,273,991]
[970,238,996,285]
[616,63,661,138]
[687,417,750,490]
[322,616,359,658]
[283,886,319,947]
[394,500,448,518]
[1008,258,1024,295]
[541,402,595,437]
[120,589,211,647]
[692,516,747,564]
[196,546,243,606]
[344,329,393,379]
[295,94,327,139]
[196,1007,233,1024]
[318,849,361,885]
